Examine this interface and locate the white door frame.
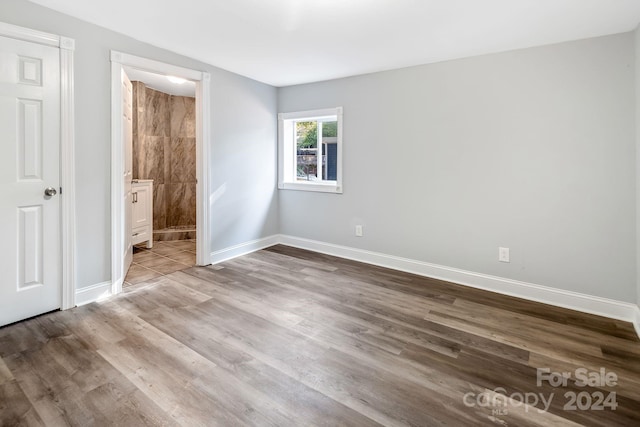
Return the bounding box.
[0,22,76,310]
[110,51,211,294]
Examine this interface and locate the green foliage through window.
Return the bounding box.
[296,121,337,148]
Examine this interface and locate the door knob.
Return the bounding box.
[44,187,57,197]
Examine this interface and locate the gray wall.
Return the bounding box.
[636,25,640,308]
[278,33,636,303]
[0,0,278,290]
[210,70,279,249]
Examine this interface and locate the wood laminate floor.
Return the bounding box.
[1,245,639,426]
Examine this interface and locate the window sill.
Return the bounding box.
[278,181,342,194]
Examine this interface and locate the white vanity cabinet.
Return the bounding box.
[132,179,153,248]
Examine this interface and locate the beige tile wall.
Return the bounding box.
[132,82,196,231]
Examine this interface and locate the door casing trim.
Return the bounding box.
[0,22,76,310]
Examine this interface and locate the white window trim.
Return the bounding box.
[278,107,343,194]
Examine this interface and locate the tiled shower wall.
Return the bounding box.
[132,82,196,234]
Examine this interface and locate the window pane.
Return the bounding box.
[296,121,317,181]
[278,107,342,192]
[322,121,338,181]
[322,121,337,138]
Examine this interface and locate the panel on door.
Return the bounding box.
[0,35,61,326]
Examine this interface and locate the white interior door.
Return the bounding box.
[0,35,61,326]
[122,70,133,273]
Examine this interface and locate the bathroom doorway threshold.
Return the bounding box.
[110,51,211,296]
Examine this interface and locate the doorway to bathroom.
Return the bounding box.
[110,52,211,295]
[125,68,197,285]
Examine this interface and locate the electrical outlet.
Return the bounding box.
[355,225,363,237]
[499,247,510,263]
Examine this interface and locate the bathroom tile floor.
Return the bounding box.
[124,239,197,287]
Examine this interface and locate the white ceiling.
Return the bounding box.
[29,0,640,87]
[124,66,196,97]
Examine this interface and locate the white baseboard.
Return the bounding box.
[210,235,281,265]
[277,235,640,330]
[75,281,112,306]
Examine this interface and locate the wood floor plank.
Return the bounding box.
[178,267,459,359]
[210,264,530,365]
[1,244,639,426]
[142,300,487,427]
[0,379,45,426]
[263,245,640,340]
[423,305,604,360]
[0,357,13,385]
[140,305,381,427]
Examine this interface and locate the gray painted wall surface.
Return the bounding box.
[278,33,636,303]
[210,71,279,249]
[636,26,640,308]
[0,0,278,290]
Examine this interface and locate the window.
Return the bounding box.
[278,107,343,193]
